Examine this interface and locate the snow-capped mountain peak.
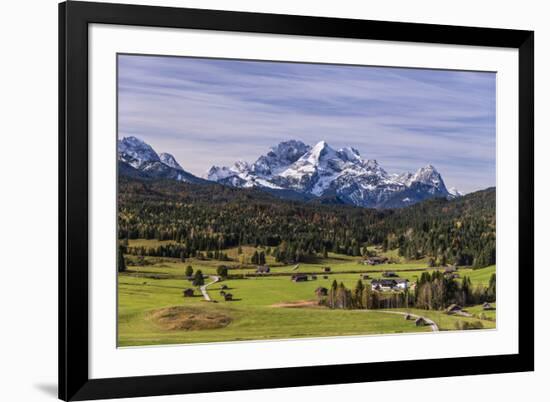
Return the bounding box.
[118,136,203,184]
[307,140,335,161]
[249,140,311,177]
[338,146,362,162]
[233,160,251,172]
[270,140,311,163]
[118,136,160,169]
[159,152,183,171]
[410,164,445,190]
[280,141,339,179]
[207,139,459,208]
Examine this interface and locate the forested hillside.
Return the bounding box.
[118,177,495,268]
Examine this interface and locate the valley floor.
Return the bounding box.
[118,241,497,347]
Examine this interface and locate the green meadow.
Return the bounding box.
[118,241,497,346]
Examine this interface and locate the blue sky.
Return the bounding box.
[118,54,496,193]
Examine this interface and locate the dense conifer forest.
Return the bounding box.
[118,176,495,268]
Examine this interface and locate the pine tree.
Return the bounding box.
[354,280,365,308]
[117,245,126,273]
[461,276,472,305]
[487,273,496,302]
[216,265,228,278]
[251,250,259,265]
[192,270,205,287]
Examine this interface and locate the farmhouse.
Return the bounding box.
[323,267,331,273]
[364,256,388,265]
[394,278,409,290]
[315,287,328,297]
[256,265,270,274]
[224,293,233,301]
[371,278,408,291]
[382,271,399,278]
[371,279,397,291]
[292,274,308,282]
[183,288,194,297]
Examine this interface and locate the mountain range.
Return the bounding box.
[118,136,462,209]
[118,136,206,184]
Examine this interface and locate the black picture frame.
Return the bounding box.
[59,1,534,400]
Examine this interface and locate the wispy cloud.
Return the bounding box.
[118,54,496,193]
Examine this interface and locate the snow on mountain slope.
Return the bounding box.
[117,136,461,208]
[118,136,203,184]
[159,152,183,171]
[207,140,459,208]
[448,187,464,198]
[118,136,160,169]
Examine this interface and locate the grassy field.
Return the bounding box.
[118,241,497,346]
[118,275,431,346]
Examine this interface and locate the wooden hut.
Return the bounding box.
[292,274,308,282]
[256,265,270,274]
[364,256,389,265]
[446,304,463,314]
[415,317,428,326]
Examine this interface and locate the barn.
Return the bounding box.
[292,274,308,282]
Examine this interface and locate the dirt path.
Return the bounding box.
[270,300,318,308]
[377,310,439,332]
[199,275,220,301]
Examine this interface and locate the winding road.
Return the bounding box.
[199,275,220,301]
[377,310,439,332]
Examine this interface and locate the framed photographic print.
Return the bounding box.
[59,1,534,400]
